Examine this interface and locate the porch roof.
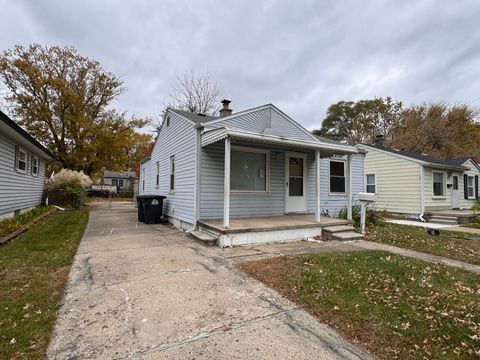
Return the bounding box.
[201,127,358,155]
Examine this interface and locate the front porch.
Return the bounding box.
[198,214,352,234]
[195,214,356,247]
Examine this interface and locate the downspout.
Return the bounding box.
[419,165,425,221]
[192,126,202,230]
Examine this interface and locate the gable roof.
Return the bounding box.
[103,170,137,179]
[359,144,470,170]
[169,109,218,123]
[0,110,53,160]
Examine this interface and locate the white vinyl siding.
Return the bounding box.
[146,112,197,225]
[200,141,365,219]
[361,145,422,214]
[205,106,316,142]
[0,134,47,218]
[460,159,480,208]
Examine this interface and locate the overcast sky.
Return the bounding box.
[1,0,480,133]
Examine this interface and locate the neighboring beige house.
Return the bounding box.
[357,141,479,215]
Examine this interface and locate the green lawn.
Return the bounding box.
[0,209,88,360]
[239,251,480,360]
[367,223,480,265]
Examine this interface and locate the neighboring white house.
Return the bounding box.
[0,110,53,219]
[103,170,137,190]
[357,140,479,215]
[140,101,366,246]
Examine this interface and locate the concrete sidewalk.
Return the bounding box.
[47,202,372,360]
[354,241,480,274]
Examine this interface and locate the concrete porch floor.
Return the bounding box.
[198,214,352,234]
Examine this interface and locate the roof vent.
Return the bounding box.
[219,99,232,117]
[197,113,206,117]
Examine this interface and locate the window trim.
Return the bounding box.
[328,158,347,196]
[365,173,377,194]
[467,175,475,199]
[31,155,39,177]
[15,146,28,174]
[155,161,160,188]
[169,155,175,193]
[118,179,124,188]
[230,145,270,194]
[432,171,447,199]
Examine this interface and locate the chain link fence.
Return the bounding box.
[44,189,86,209]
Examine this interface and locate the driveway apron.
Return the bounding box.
[47,202,372,360]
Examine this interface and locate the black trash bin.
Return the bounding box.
[136,195,166,224]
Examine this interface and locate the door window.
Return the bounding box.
[289,157,304,196]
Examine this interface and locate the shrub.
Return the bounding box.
[45,169,92,190]
[44,169,92,209]
[339,204,385,229]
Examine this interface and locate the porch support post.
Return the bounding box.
[223,137,231,228]
[315,149,321,223]
[347,154,353,221]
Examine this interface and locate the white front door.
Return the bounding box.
[285,153,306,213]
[451,175,460,209]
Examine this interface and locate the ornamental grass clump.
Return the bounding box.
[45,169,92,209]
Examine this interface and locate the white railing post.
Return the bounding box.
[347,154,353,220]
[224,138,231,228]
[315,149,321,223]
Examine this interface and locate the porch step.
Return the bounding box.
[332,231,364,241]
[322,224,363,241]
[189,230,218,246]
[429,216,458,225]
[322,225,357,234]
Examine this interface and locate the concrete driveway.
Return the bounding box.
[48,202,372,360]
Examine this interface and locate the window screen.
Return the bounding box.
[330,161,345,193]
[467,176,475,198]
[230,150,267,191]
[433,172,444,196]
[366,174,376,194]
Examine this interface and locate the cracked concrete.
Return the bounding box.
[47,201,373,360]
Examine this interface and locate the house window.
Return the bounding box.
[142,168,145,191]
[467,176,475,198]
[433,172,445,197]
[166,116,170,127]
[112,179,118,187]
[15,147,27,173]
[329,160,346,194]
[169,155,175,191]
[156,161,160,187]
[31,156,39,176]
[118,179,124,188]
[365,173,376,194]
[230,148,268,192]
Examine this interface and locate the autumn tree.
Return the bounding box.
[0,44,150,176]
[390,103,480,159]
[314,97,403,145]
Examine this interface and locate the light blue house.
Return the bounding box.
[0,110,53,219]
[140,101,365,246]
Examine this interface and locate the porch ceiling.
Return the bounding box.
[201,127,357,156]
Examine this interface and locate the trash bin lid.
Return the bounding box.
[136,195,166,199]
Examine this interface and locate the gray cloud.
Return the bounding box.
[1,0,480,132]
